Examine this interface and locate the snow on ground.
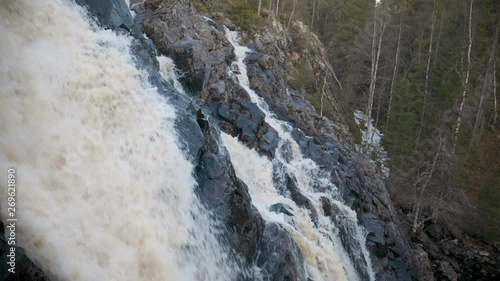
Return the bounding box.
[353,110,390,177]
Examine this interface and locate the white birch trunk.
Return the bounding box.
[453,0,474,150]
[416,5,437,147]
[310,0,316,28]
[365,20,386,150]
[287,0,297,29]
[494,58,498,124]
[275,0,280,18]
[470,20,499,143]
[386,12,403,125]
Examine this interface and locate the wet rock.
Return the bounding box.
[281,173,318,223]
[256,223,306,281]
[0,222,47,281]
[83,0,267,267]
[257,124,279,158]
[362,214,386,246]
[194,110,264,263]
[319,196,339,217]
[130,0,418,279]
[436,261,458,281]
[130,38,163,84]
[244,52,262,64]
[75,0,141,37]
[167,40,207,92]
[270,203,294,217]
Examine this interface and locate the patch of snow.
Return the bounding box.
[353,110,390,177]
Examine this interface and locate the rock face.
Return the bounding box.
[133,0,416,279]
[75,0,141,37]
[410,221,500,281]
[256,223,306,281]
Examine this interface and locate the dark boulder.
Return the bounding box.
[75,0,141,37]
[256,223,306,281]
[270,203,294,217]
[275,172,318,224]
[194,110,264,263]
[167,40,208,92]
[361,214,388,258]
[257,123,279,158]
[319,196,340,217]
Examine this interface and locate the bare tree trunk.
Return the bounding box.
[417,32,423,65]
[453,0,474,151]
[320,77,327,117]
[287,0,297,29]
[275,0,280,18]
[469,76,487,148]
[280,0,285,25]
[433,6,446,67]
[375,84,383,130]
[386,11,404,125]
[365,6,379,151]
[469,20,499,147]
[322,10,329,37]
[257,0,262,16]
[494,58,498,124]
[416,5,438,147]
[365,11,386,150]
[310,0,317,28]
[268,0,273,20]
[412,139,443,234]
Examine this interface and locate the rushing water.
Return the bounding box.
[157,55,186,95]
[0,0,377,280]
[0,1,238,281]
[223,29,376,281]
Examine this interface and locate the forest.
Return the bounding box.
[199,0,500,241]
[2,0,499,280]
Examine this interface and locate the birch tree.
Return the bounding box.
[416,4,438,147]
[287,0,297,29]
[310,0,317,28]
[494,58,498,124]
[469,20,499,148]
[411,138,443,234]
[453,0,474,150]
[364,1,386,150]
[386,9,404,125]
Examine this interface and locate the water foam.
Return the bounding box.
[0,1,238,280]
[224,28,375,281]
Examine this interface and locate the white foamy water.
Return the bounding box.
[222,133,349,281]
[157,55,186,94]
[224,29,375,281]
[0,1,238,281]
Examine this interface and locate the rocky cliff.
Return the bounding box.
[1,0,417,280]
[132,0,415,279]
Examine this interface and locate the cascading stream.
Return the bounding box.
[0,1,239,281]
[223,29,375,281]
[157,55,186,95]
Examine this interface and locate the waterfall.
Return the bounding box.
[157,55,186,95]
[0,1,239,281]
[224,29,375,281]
